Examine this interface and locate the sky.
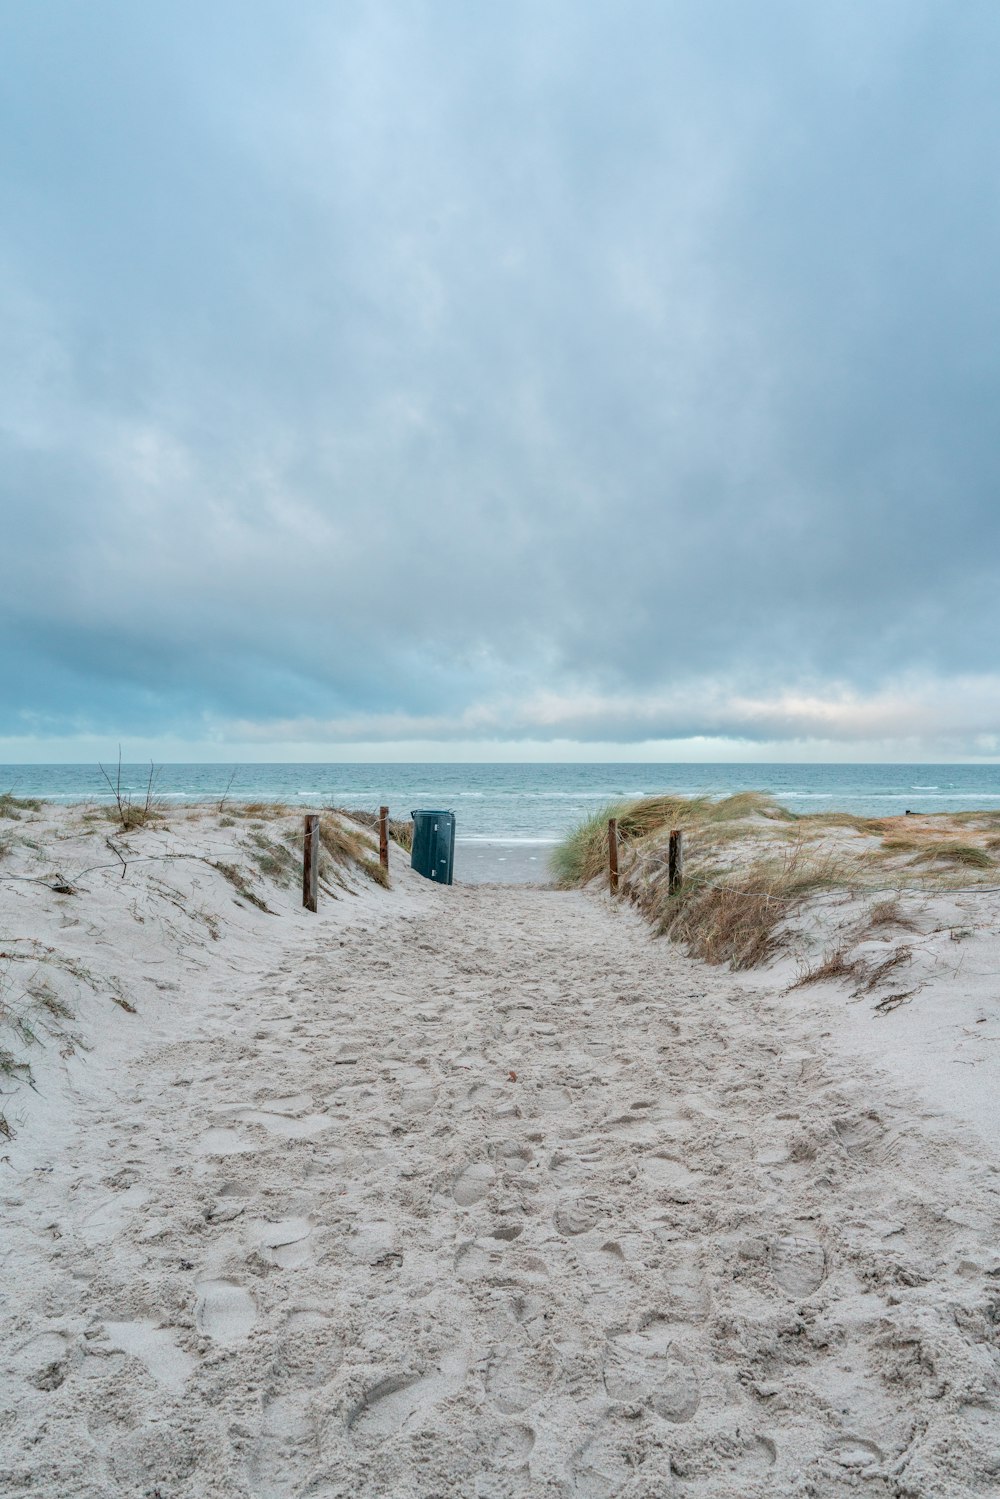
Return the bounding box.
[2,0,999,764]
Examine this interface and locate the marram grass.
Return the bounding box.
[551,792,1000,970]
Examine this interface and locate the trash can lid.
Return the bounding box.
[410,808,455,818]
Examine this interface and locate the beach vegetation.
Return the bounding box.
[211,860,273,912]
[803,811,889,835]
[318,815,389,888]
[858,898,919,935]
[913,841,993,870]
[648,846,848,969]
[550,792,791,888]
[792,942,913,997]
[331,807,414,854]
[0,960,83,1139]
[247,830,297,884]
[553,791,1000,971]
[881,835,994,869]
[99,753,163,832]
[0,790,43,820]
[231,801,291,819]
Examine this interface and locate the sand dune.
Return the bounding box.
[2,806,999,1495]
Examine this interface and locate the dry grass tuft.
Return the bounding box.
[653,847,845,969]
[555,789,1000,971]
[881,831,994,870]
[805,812,889,835]
[319,815,389,888]
[663,880,785,969]
[860,945,914,992]
[790,946,866,988]
[551,791,792,888]
[332,807,414,854]
[917,841,993,870]
[0,791,43,820]
[792,943,912,997]
[0,962,83,1138]
[247,831,297,884]
[99,756,164,832]
[232,801,292,819]
[859,898,920,935]
[212,861,273,912]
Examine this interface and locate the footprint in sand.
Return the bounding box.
[532,1085,572,1114]
[236,1108,334,1139]
[253,1092,314,1115]
[659,1260,712,1322]
[571,1424,637,1499]
[349,1354,468,1443]
[453,1162,495,1206]
[271,1307,343,1390]
[249,1393,316,1498]
[197,1128,257,1156]
[249,1218,312,1268]
[404,1087,438,1115]
[79,1185,150,1244]
[640,1154,700,1191]
[347,1220,399,1265]
[493,1140,533,1173]
[769,1235,827,1296]
[15,1330,72,1391]
[603,1321,700,1422]
[195,1279,256,1344]
[393,1066,437,1115]
[455,1240,507,1280]
[554,1197,601,1237]
[831,1436,883,1468]
[485,1345,554,1413]
[468,1082,504,1108]
[493,1423,535,1469]
[104,1320,194,1394]
[206,1184,247,1224]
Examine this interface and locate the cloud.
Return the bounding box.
[2,1,1000,758]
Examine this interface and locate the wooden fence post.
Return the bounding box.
[608,817,619,895]
[303,813,319,912]
[379,805,389,874]
[668,828,683,894]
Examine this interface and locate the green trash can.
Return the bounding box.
[410,809,456,884]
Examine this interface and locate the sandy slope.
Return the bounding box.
[3,818,1000,1496]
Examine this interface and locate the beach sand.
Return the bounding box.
[2,805,999,1495]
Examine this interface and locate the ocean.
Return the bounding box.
[5,762,1000,882]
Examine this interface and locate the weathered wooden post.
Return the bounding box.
[668,828,684,894]
[303,813,319,912]
[608,817,619,895]
[379,805,389,874]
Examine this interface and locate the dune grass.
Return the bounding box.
[881,836,993,870]
[331,807,414,854]
[230,801,292,819]
[0,961,81,1140]
[549,792,792,888]
[552,791,1000,970]
[792,941,914,998]
[648,846,849,969]
[212,860,273,911]
[0,792,43,820]
[98,756,164,832]
[318,815,390,888]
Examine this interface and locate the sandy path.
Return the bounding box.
[4,884,1000,1497]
